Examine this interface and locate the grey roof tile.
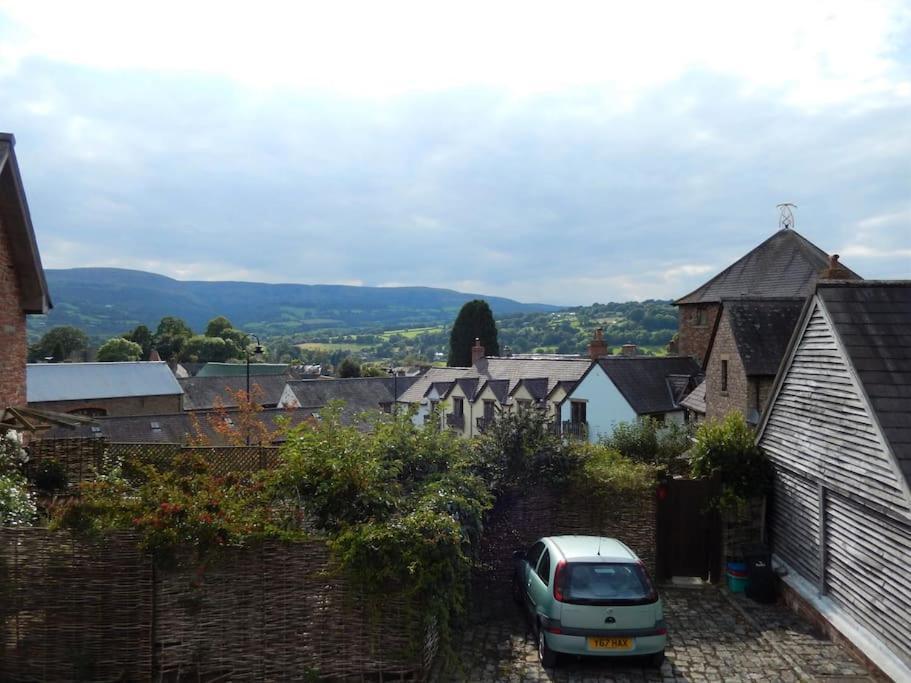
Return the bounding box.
[725,298,806,376]
[675,229,860,305]
[28,362,183,403]
[179,375,289,410]
[598,356,703,415]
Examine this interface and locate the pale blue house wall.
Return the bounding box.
[560,366,637,442]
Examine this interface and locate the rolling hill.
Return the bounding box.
[29,268,561,339]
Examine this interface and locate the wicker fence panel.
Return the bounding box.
[26,437,107,485]
[154,540,426,680]
[470,486,657,621]
[0,529,153,682]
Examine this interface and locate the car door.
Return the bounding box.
[523,541,546,614]
[528,547,552,618]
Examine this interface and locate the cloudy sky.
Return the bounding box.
[1,1,909,305]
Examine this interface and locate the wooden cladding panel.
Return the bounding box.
[824,494,911,666]
[762,304,911,515]
[772,469,820,583]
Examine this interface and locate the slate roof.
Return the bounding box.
[479,378,511,404]
[818,281,911,482]
[28,362,184,403]
[725,298,806,376]
[179,375,289,410]
[397,367,472,404]
[469,357,591,397]
[512,377,549,401]
[40,407,315,445]
[196,363,290,378]
[598,356,703,415]
[679,378,707,414]
[284,376,417,413]
[0,133,51,313]
[675,229,860,305]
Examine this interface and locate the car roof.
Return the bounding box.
[546,535,637,563]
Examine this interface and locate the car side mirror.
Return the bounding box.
[513,549,526,560]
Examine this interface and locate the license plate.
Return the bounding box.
[587,636,633,650]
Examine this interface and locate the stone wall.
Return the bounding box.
[704,307,749,421]
[676,302,721,365]
[0,214,27,409]
[29,393,182,417]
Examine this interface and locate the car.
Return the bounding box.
[512,535,666,668]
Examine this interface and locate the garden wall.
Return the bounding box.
[0,529,433,681]
[470,485,656,621]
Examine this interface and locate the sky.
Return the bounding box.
[1,0,909,306]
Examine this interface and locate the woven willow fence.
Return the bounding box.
[470,486,657,622]
[0,529,434,681]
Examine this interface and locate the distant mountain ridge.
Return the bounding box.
[29,268,562,339]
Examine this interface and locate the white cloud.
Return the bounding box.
[1,0,908,109]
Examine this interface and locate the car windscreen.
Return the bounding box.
[561,562,656,605]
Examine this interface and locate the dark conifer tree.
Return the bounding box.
[447,299,499,366]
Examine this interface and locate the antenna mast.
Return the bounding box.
[777,203,797,230]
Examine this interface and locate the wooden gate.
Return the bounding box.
[656,477,721,582]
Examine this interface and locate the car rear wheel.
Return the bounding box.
[648,650,665,668]
[537,626,557,668]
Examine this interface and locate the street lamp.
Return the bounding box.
[245,334,264,445]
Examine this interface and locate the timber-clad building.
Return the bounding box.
[757,280,911,680]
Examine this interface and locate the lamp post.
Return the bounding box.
[245,334,264,445]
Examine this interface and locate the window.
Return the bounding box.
[571,400,587,424]
[693,307,707,327]
[527,541,546,569]
[559,562,657,605]
[430,400,439,412]
[453,397,464,416]
[536,549,551,585]
[721,360,729,393]
[517,399,531,412]
[484,400,495,420]
[150,421,162,433]
[69,407,107,418]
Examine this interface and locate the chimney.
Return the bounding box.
[621,343,638,357]
[819,253,853,280]
[667,338,679,355]
[148,348,161,362]
[588,327,609,360]
[471,338,485,365]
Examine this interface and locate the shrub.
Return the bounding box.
[32,458,69,492]
[689,412,772,510]
[0,431,36,526]
[603,418,693,474]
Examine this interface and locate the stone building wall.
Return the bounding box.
[29,393,183,417]
[676,302,721,365]
[704,307,749,421]
[0,214,27,408]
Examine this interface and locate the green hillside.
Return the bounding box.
[29,268,561,340]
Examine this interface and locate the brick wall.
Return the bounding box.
[0,214,27,408]
[676,303,720,364]
[29,393,182,417]
[704,307,749,421]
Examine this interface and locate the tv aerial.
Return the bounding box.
[777,203,797,230]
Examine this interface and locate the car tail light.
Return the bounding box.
[655,626,667,635]
[637,559,660,602]
[545,625,562,634]
[553,560,567,602]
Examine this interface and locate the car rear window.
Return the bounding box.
[561,562,656,605]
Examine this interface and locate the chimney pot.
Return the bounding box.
[621,344,638,357]
[588,327,609,360]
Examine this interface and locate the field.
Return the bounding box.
[297,342,370,352]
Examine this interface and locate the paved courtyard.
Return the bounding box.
[442,586,875,682]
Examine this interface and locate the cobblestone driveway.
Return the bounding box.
[442,586,875,682]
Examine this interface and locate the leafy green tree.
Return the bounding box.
[28,326,88,362]
[447,299,499,366]
[96,337,143,362]
[154,316,193,361]
[123,324,154,358]
[204,316,234,338]
[360,364,386,378]
[181,335,232,362]
[338,356,361,378]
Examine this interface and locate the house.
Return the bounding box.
[195,362,289,378]
[40,406,316,445]
[179,375,289,411]
[0,133,52,410]
[674,228,859,365]
[27,362,183,417]
[436,356,592,438]
[701,298,805,423]
[757,280,911,681]
[396,367,476,426]
[278,376,418,418]
[559,355,702,441]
